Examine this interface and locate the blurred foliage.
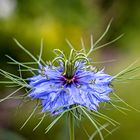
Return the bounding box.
[0,0,140,140]
[0,128,26,140]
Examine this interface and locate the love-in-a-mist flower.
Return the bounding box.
[28,49,113,115]
[0,33,139,140]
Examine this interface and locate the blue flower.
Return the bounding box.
[28,58,113,115]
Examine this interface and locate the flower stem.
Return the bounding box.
[69,112,75,140]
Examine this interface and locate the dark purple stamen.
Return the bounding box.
[60,75,78,85]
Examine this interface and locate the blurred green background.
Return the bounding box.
[0,0,140,140]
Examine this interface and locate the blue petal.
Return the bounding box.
[50,90,69,111]
[44,66,62,80]
[28,82,60,98]
[42,90,69,113]
[80,89,97,110]
[94,70,113,84]
[75,70,95,84]
[89,83,113,95]
[28,75,48,86]
[90,91,110,102]
[67,85,84,105]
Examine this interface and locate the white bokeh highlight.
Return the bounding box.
[0,0,16,18]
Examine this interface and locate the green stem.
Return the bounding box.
[69,112,75,140]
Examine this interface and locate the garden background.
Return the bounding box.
[0,0,140,140]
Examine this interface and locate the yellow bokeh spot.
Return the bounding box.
[39,21,63,46]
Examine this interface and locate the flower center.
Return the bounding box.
[60,75,76,84]
[64,76,75,83]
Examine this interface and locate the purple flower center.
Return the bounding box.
[60,75,77,85]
